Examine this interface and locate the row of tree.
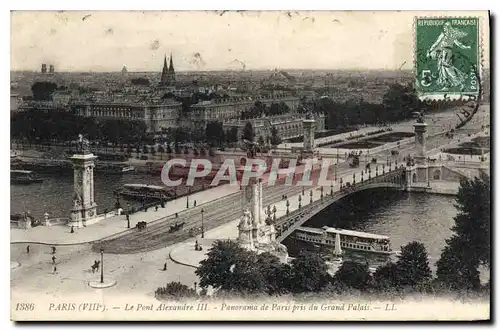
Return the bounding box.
[156,174,490,299]
[310,83,469,130]
[11,110,148,144]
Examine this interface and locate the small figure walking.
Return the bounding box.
[53,266,57,274]
[194,200,197,207]
[52,255,56,264]
[70,226,74,233]
[163,262,167,271]
[26,245,30,254]
[155,205,158,212]
[52,246,56,254]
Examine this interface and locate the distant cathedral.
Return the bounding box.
[160,53,176,86]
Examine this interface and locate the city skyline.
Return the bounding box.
[11,11,490,72]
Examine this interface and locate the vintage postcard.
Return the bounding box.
[10,10,490,321]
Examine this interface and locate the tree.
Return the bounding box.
[258,135,265,146]
[372,262,399,290]
[242,122,255,142]
[31,81,58,101]
[158,145,165,159]
[395,241,432,288]
[449,174,490,267]
[270,126,282,146]
[436,239,481,291]
[436,174,490,290]
[290,251,331,293]
[382,83,421,122]
[333,260,372,290]
[205,121,225,147]
[226,128,238,144]
[155,281,197,300]
[195,240,266,294]
[256,252,292,295]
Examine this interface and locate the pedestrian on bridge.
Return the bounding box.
[53,266,57,274]
[52,246,56,254]
[155,205,158,212]
[52,255,56,264]
[163,262,167,271]
[194,200,197,207]
[26,245,30,254]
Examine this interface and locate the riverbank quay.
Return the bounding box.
[11,182,241,245]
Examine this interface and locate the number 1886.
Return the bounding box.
[15,303,35,311]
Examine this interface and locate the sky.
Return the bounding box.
[10,11,490,72]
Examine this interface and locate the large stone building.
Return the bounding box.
[187,95,301,131]
[72,98,182,132]
[223,113,326,142]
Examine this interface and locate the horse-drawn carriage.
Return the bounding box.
[169,222,185,233]
[136,221,147,231]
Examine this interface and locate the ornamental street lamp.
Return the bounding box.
[272,205,277,222]
[100,248,104,284]
[320,186,324,199]
[309,190,313,203]
[201,209,205,238]
[286,200,290,215]
[330,181,334,195]
[298,195,302,209]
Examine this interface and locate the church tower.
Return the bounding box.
[168,53,176,84]
[160,55,169,86]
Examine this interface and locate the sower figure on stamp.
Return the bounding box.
[426,21,471,91]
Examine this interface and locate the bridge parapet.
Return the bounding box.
[274,166,406,242]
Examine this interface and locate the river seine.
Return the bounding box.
[11,173,457,262]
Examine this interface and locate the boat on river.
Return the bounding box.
[294,226,393,255]
[11,170,43,184]
[115,184,172,201]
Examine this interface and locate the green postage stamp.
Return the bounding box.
[415,17,481,98]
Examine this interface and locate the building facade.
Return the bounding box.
[188,95,301,131]
[223,113,326,142]
[72,100,182,133]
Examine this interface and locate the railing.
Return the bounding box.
[274,167,406,242]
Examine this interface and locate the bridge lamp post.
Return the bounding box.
[286,200,290,215]
[383,164,385,174]
[201,208,205,238]
[298,195,302,209]
[330,181,334,195]
[320,186,324,199]
[309,190,313,203]
[186,188,191,209]
[334,164,338,181]
[272,205,277,222]
[361,171,364,182]
[100,247,104,284]
[302,186,305,196]
[352,173,356,185]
